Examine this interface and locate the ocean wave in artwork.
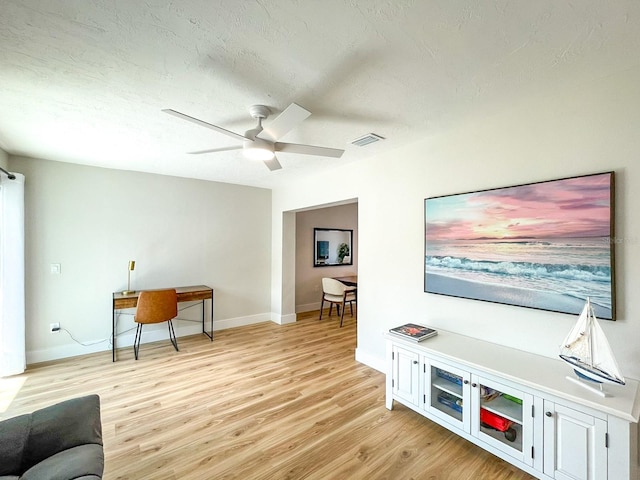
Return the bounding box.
[426,255,611,283]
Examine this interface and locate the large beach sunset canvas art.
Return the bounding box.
[425,172,615,319]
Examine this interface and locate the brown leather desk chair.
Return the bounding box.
[320,278,357,327]
[133,289,179,360]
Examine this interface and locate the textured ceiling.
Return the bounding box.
[1,1,639,188]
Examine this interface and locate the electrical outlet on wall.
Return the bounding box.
[50,323,60,333]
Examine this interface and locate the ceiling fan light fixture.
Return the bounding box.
[244,146,275,161]
[243,137,275,161]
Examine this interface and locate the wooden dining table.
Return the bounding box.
[333,275,357,287]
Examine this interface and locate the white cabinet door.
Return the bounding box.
[471,376,534,466]
[543,401,607,480]
[391,345,420,406]
[424,358,471,432]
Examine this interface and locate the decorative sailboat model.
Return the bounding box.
[559,298,625,397]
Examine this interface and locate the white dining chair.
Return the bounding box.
[320,278,357,327]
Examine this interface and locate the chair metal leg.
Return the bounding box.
[133,323,143,360]
[168,320,179,352]
[319,297,325,320]
[340,300,346,327]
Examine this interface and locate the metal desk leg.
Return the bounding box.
[202,292,214,341]
[210,290,214,340]
[112,305,116,362]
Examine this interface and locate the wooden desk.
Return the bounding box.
[112,285,214,362]
[333,275,357,287]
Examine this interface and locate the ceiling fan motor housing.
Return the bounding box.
[244,107,275,160]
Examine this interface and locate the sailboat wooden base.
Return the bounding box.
[566,375,609,398]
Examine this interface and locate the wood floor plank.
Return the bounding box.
[0,312,535,479]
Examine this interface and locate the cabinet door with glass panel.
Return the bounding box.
[471,376,534,466]
[424,358,472,433]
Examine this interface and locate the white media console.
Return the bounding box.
[385,329,639,480]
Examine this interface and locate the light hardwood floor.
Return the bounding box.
[1,311,535,480]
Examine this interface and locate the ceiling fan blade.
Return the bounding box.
[162,109,247,141]
[188,146,243,155]
[275,142,345,158]
[263,156,282,171]
[257,103,311,142]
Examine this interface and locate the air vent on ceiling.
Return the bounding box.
[351,133,384,147]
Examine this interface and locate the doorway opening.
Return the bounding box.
[291,200,358,325]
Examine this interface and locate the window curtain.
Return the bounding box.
[0,172,25,377]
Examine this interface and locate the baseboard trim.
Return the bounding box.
[355,347,385,373]
[296,302,322,313]
[214,313,273,330]
[271,313,297,325]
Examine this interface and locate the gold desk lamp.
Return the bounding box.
[122,260,136,295]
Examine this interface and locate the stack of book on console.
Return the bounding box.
[389,323,438,342]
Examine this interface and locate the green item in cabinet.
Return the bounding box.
[502,393,522,404]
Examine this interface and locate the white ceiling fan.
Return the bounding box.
[162,103,345,171]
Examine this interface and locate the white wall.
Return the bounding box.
[272,65,640,380]
[9,157,273,363]
[0,148,8,169]
[295,203,358,312]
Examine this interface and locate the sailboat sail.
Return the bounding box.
[560,298,625,386]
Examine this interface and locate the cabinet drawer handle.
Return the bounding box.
[545,411,553,417]
[463,380,469,385]
[471,383,477,388]
[413,360,418,364]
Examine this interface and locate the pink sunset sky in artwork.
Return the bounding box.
[426,174,612,241]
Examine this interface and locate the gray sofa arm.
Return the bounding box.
[0,394,103,479]
[0,412,31,476]
[23,395,103,470]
